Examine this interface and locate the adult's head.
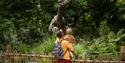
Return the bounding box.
[56,30,63,39]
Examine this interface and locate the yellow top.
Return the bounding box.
[61,40,73,60]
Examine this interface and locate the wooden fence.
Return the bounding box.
[0,52,125,63]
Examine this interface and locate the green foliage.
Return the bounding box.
[0,0,125,60]
[12,35,56,54]
[74,43,85,59]
[32,36,56,54]
[13,42,31,53]
[98,20,111,36]
[84,21,125,60]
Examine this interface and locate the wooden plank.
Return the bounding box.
[0,53,125,63]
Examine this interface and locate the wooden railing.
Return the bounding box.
[0,52,125,63]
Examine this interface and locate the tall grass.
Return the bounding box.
[31,35,56,54]
[74,43,85,59]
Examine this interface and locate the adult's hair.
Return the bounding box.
[56,31,63,39]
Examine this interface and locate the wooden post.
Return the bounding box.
[120,46,125,61]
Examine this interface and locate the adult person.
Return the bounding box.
[58,27,75,63]
[53,30,64,63]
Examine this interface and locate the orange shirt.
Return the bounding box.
[61,40,73,60]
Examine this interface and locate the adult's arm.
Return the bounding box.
[67,42,73,52]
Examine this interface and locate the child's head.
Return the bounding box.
[56,31,63,39]
[66,27,72,34]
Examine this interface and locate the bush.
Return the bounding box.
[83,21,120,60]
